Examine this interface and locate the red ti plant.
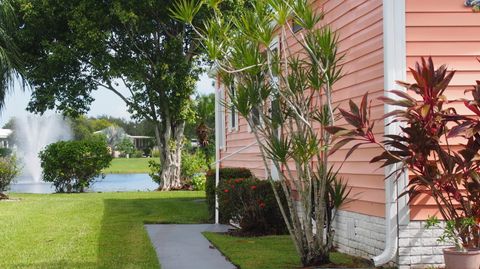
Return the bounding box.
[327,57,480,249]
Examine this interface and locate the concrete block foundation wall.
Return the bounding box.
[332,210,386,258]
[398,221,447,269]
[333,211,448,269]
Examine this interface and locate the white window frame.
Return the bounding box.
[216,84,226,150]
[228,83,239,133]
[248,36,279,133]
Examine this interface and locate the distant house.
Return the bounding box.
[128,135,154,151]
[94,126,153,154]
[0,129,13,149]
[214,1,480,268]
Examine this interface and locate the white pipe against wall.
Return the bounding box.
[213,81,260,224]
[373,0,407,266]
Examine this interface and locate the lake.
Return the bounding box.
[9,174,158,194]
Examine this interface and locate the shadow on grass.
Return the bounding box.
[97,196,209,268]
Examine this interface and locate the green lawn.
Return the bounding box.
[0,191,207,269]
[203,233,373,269]
[103,157,154,174]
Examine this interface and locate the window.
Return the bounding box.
[216,86,226,149]
[269,37,281,139]
[292,20,303,33]
[251,106,262,126]
[228,84,238,132]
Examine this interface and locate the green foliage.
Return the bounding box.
[172,0,346,265]
[0,0,24,107]
[15,0,202,120]
[148,160,162,186]
[0,148,12,157]
[190,173,206,191]
[116,138,135,157]
[426,216,478,251]
[181,150,207,180]
[185,94,215,141]
[0,155,19,198]
[40,136,113,193]
[206,167,253,222]
[132,150,144,158]
[12,0,219,189]
[149,149,207,187]
[217,177,288,235]
[96,116,156,137]
[151,148,160,158]
[68,115,114,141]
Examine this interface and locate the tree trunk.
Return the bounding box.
[301,250,330,267]
[155,117,185,191]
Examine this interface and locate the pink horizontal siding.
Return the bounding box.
[220,0,386,218]
[406,0,480,220]
[321,0,385,217]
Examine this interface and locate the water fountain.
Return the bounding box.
[15,115,72,183]
[9,115,157,194]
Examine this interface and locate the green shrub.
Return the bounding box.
[181,150,207,180]
[206,167,253,222]
[149,150,207,188]
[40,136,112,193]
[116,138,135,157]
[0,148,12,157]
[191,173,206,191]
[148,160,161,186]
[132,150,144,158]
[217,177,288,235]
[0,156,19,199]
[151,148,160,158]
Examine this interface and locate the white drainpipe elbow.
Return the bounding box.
[372,163,399,266]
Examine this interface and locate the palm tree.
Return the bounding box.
[0,0,23,109]
[195,93,215,169]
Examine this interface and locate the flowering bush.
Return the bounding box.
[205,167,253,222]
[217,177,287,235]
[327,58,480,249]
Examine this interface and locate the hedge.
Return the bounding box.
[206,167,253,223]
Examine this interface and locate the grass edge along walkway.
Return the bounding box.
[0,191,208,269]
[203,232,375,269]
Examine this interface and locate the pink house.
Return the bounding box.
[214,1,480,268]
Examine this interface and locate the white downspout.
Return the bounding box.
[214,82,221,224]
[213,80,261,224]
[373,0,408,266]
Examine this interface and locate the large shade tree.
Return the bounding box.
[12,0,211,189]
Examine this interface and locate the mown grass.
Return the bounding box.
[103,157,154,174]
[203,232,374,269]
[0,191,207,269]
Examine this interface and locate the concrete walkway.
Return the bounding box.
[145,224,236,269]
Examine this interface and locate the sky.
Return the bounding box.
[0,72,215,126]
